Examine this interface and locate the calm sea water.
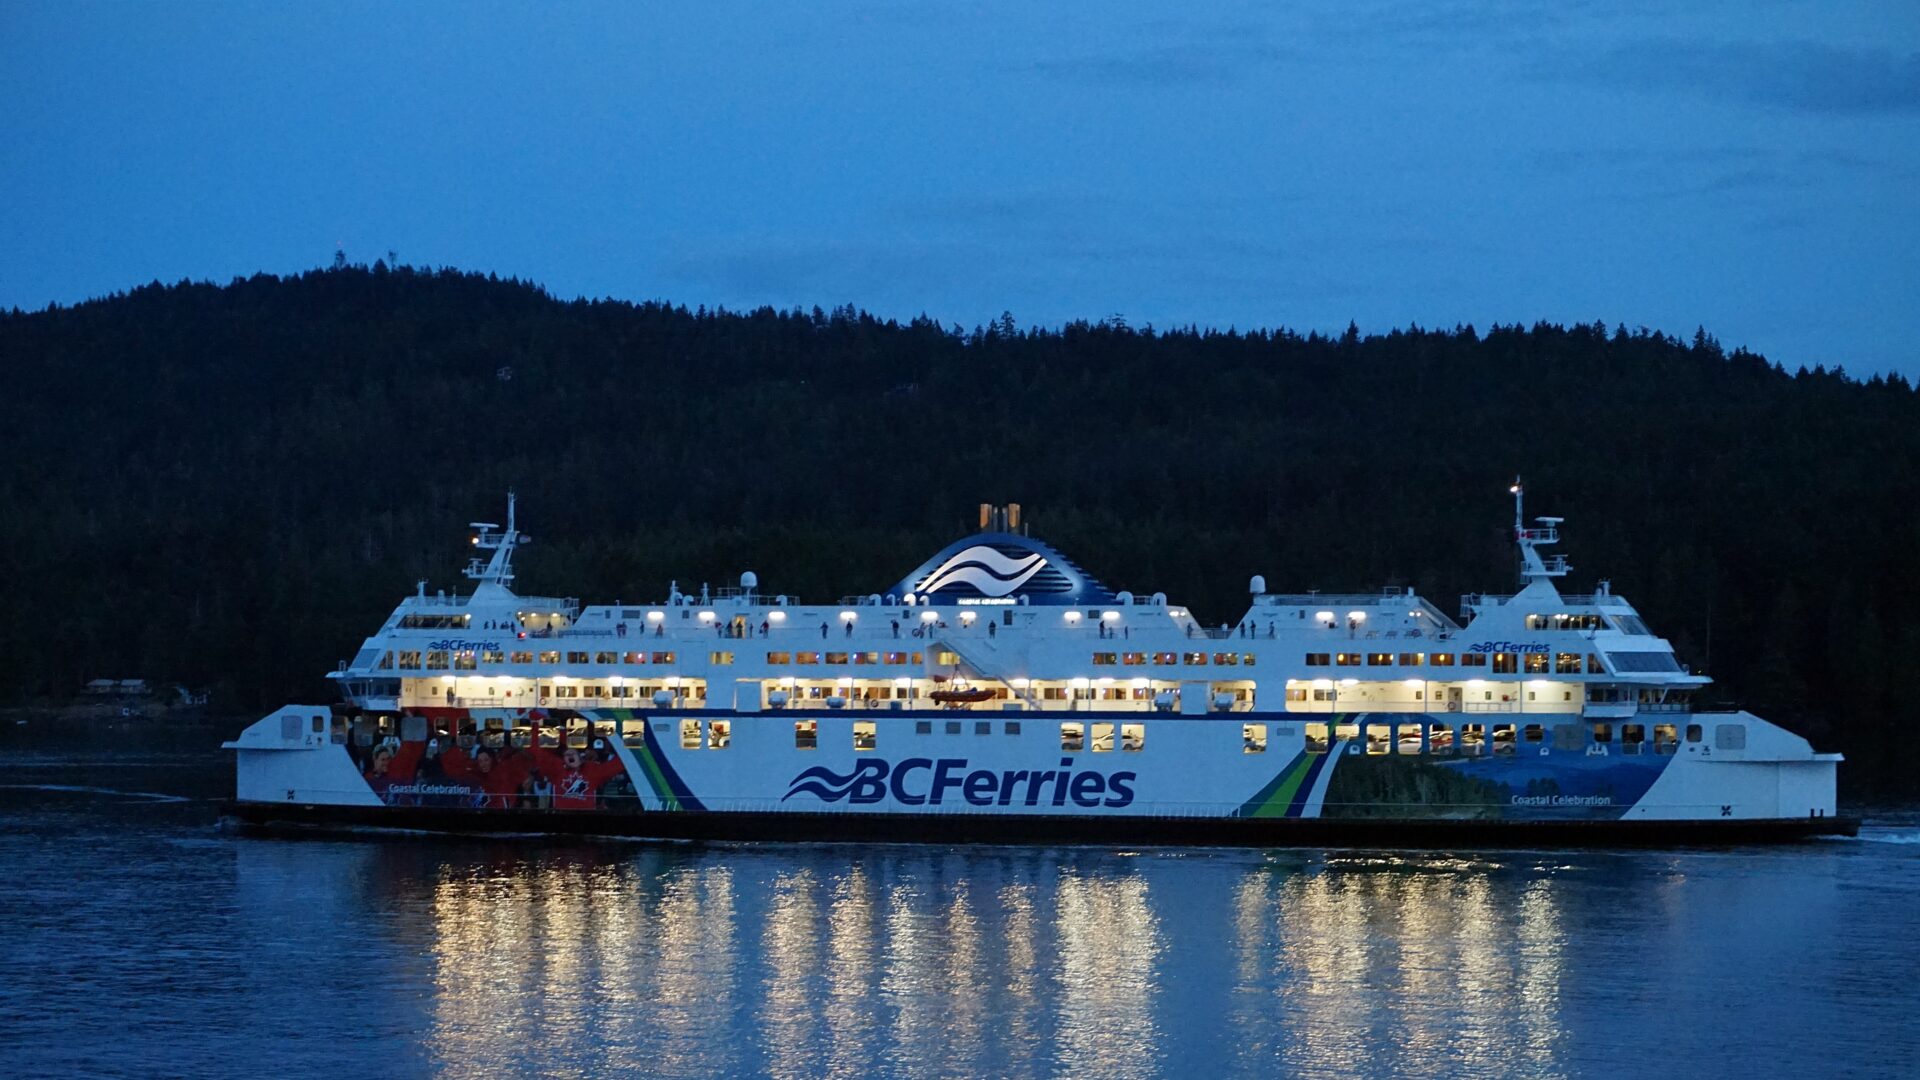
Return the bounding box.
[1,749,1916,1080]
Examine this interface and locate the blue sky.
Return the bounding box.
[3,1,1916,375]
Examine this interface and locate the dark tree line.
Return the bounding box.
[4,264,1917,798]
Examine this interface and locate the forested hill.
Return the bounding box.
[5,265,1919,796]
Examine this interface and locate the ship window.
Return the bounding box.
[1715,724,1746,750]
[540,651,560,664]
[1397,723,1422,754]
[454,651,478,670]
[853,721,877,751]
[1524,653,1549,674]
[482,650,505,665]
[1304,723,1329,753]
[795,652,819,665]
[946,720,962,735]
[1091,723,1115,752]
[1003,720,1023,735]
[1285,687,1308,702]
[425,651,449,670]
[767,651,791,664]
[1208,652,1234,666]
[652,651,676,664]
[853,652,879,664]
[825,652,849,664]
[708,720,731,749]
[1460,723,1485,756]
[882,651,908,664]
[1154,652,1178,665]
[1460,653,1487,667]
[510,651,532,664]
[1398,652,1422,666]
[1490,724,1516,754]
[566,651,589,664]
[1686,723,1703,743]
[1491,652,1516,674]
[1430,653,1455,667]
[1367,653,1392,666]
[1556,652,1583,674]
[376,651,395,670]
[1592,722,1612,743]
[679,719,701,749]
[1092,652,1118,665]
[1653,723,1678,754]
[1243,724,1267,753]
[1334,721,1359,743]
[710,651,734,665]
[1121,724,1144,751]
[1365,724,1391,755]
[915,720,932,735]
[1060,723,1085,751]
[1613,615,1652,635]
[1621,723,1645,754]
[331,715,348,744]
[1306,653,1330,666]
[1183,652,1208,665]
[935,651,960,665]
[1336,653,1362,667]
[794,720,817,750]
[1427,723,1454,755]
[595,651,617,664]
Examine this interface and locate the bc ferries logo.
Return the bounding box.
[426,638,498,652]
[784,757,1136,808]
[1466,640,1550,654]
[915,545,1048,598]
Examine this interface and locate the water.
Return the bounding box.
[2,750,1916,1080]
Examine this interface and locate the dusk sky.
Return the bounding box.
[4,1,1916,376]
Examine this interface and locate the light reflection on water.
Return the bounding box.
[3,775,1919,1080]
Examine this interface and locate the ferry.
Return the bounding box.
[223,487,1855,845]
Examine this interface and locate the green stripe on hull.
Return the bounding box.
[1239,751,1316,818]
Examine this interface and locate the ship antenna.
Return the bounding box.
[1510,476,1569,587]
[465,491,525,588]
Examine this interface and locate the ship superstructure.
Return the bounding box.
[226,488,1850,843]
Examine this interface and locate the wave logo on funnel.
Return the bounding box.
[915,545,1047,598]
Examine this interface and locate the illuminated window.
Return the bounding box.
[1121,724,1144,751]
[1653,723,1678,754]
[795,652,819,665]
[1397,723,1422,754]
[1123,652,1147,665]
[1243,723,1267,753]
[1306,653,1330,666]
[1285,687,1308,702]
[1365,723,1391,755]
[680,719,702,749]
[1091,723,1115,752]
[539,650,560,664]
[1367,653,1392,666]
[481,650,504,665]
[853,721,876,751]
[794,720,817,750]
[1060,723,1085,751]
[767,651,791,664]
[1398,653,1423,666]
[710,651,734,665]
[1460,653,1487,668]
[595,651,618,664]
[454,651,477,671]
[1336,653,1362,666]
[1304,723,1329,753]
[935,651,959,665]
[1093,652,1119,665]
[1460,723,1485,756]
[1556,652,1583,674]
[1427,723,1454,755]
[1492,724,1516,755]
[1523,652,1549,674]
[1182,652,1208,665]
[1153,652,1178,665]
[708,720,731,749]
[853,652,879,664]
[1592,722,1612,744]
[1492,652,1517,674]
[1523,723,1545,743]
[1242,653,1256,666]
[622,719,646,748]
[425,651,449,670]
[566,651,589,664]
[1429,653,1455,667]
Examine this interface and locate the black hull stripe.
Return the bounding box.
[221,801,1859,848]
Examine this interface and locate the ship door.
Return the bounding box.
[1446,686,1463,713]
[730,615,748,640]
